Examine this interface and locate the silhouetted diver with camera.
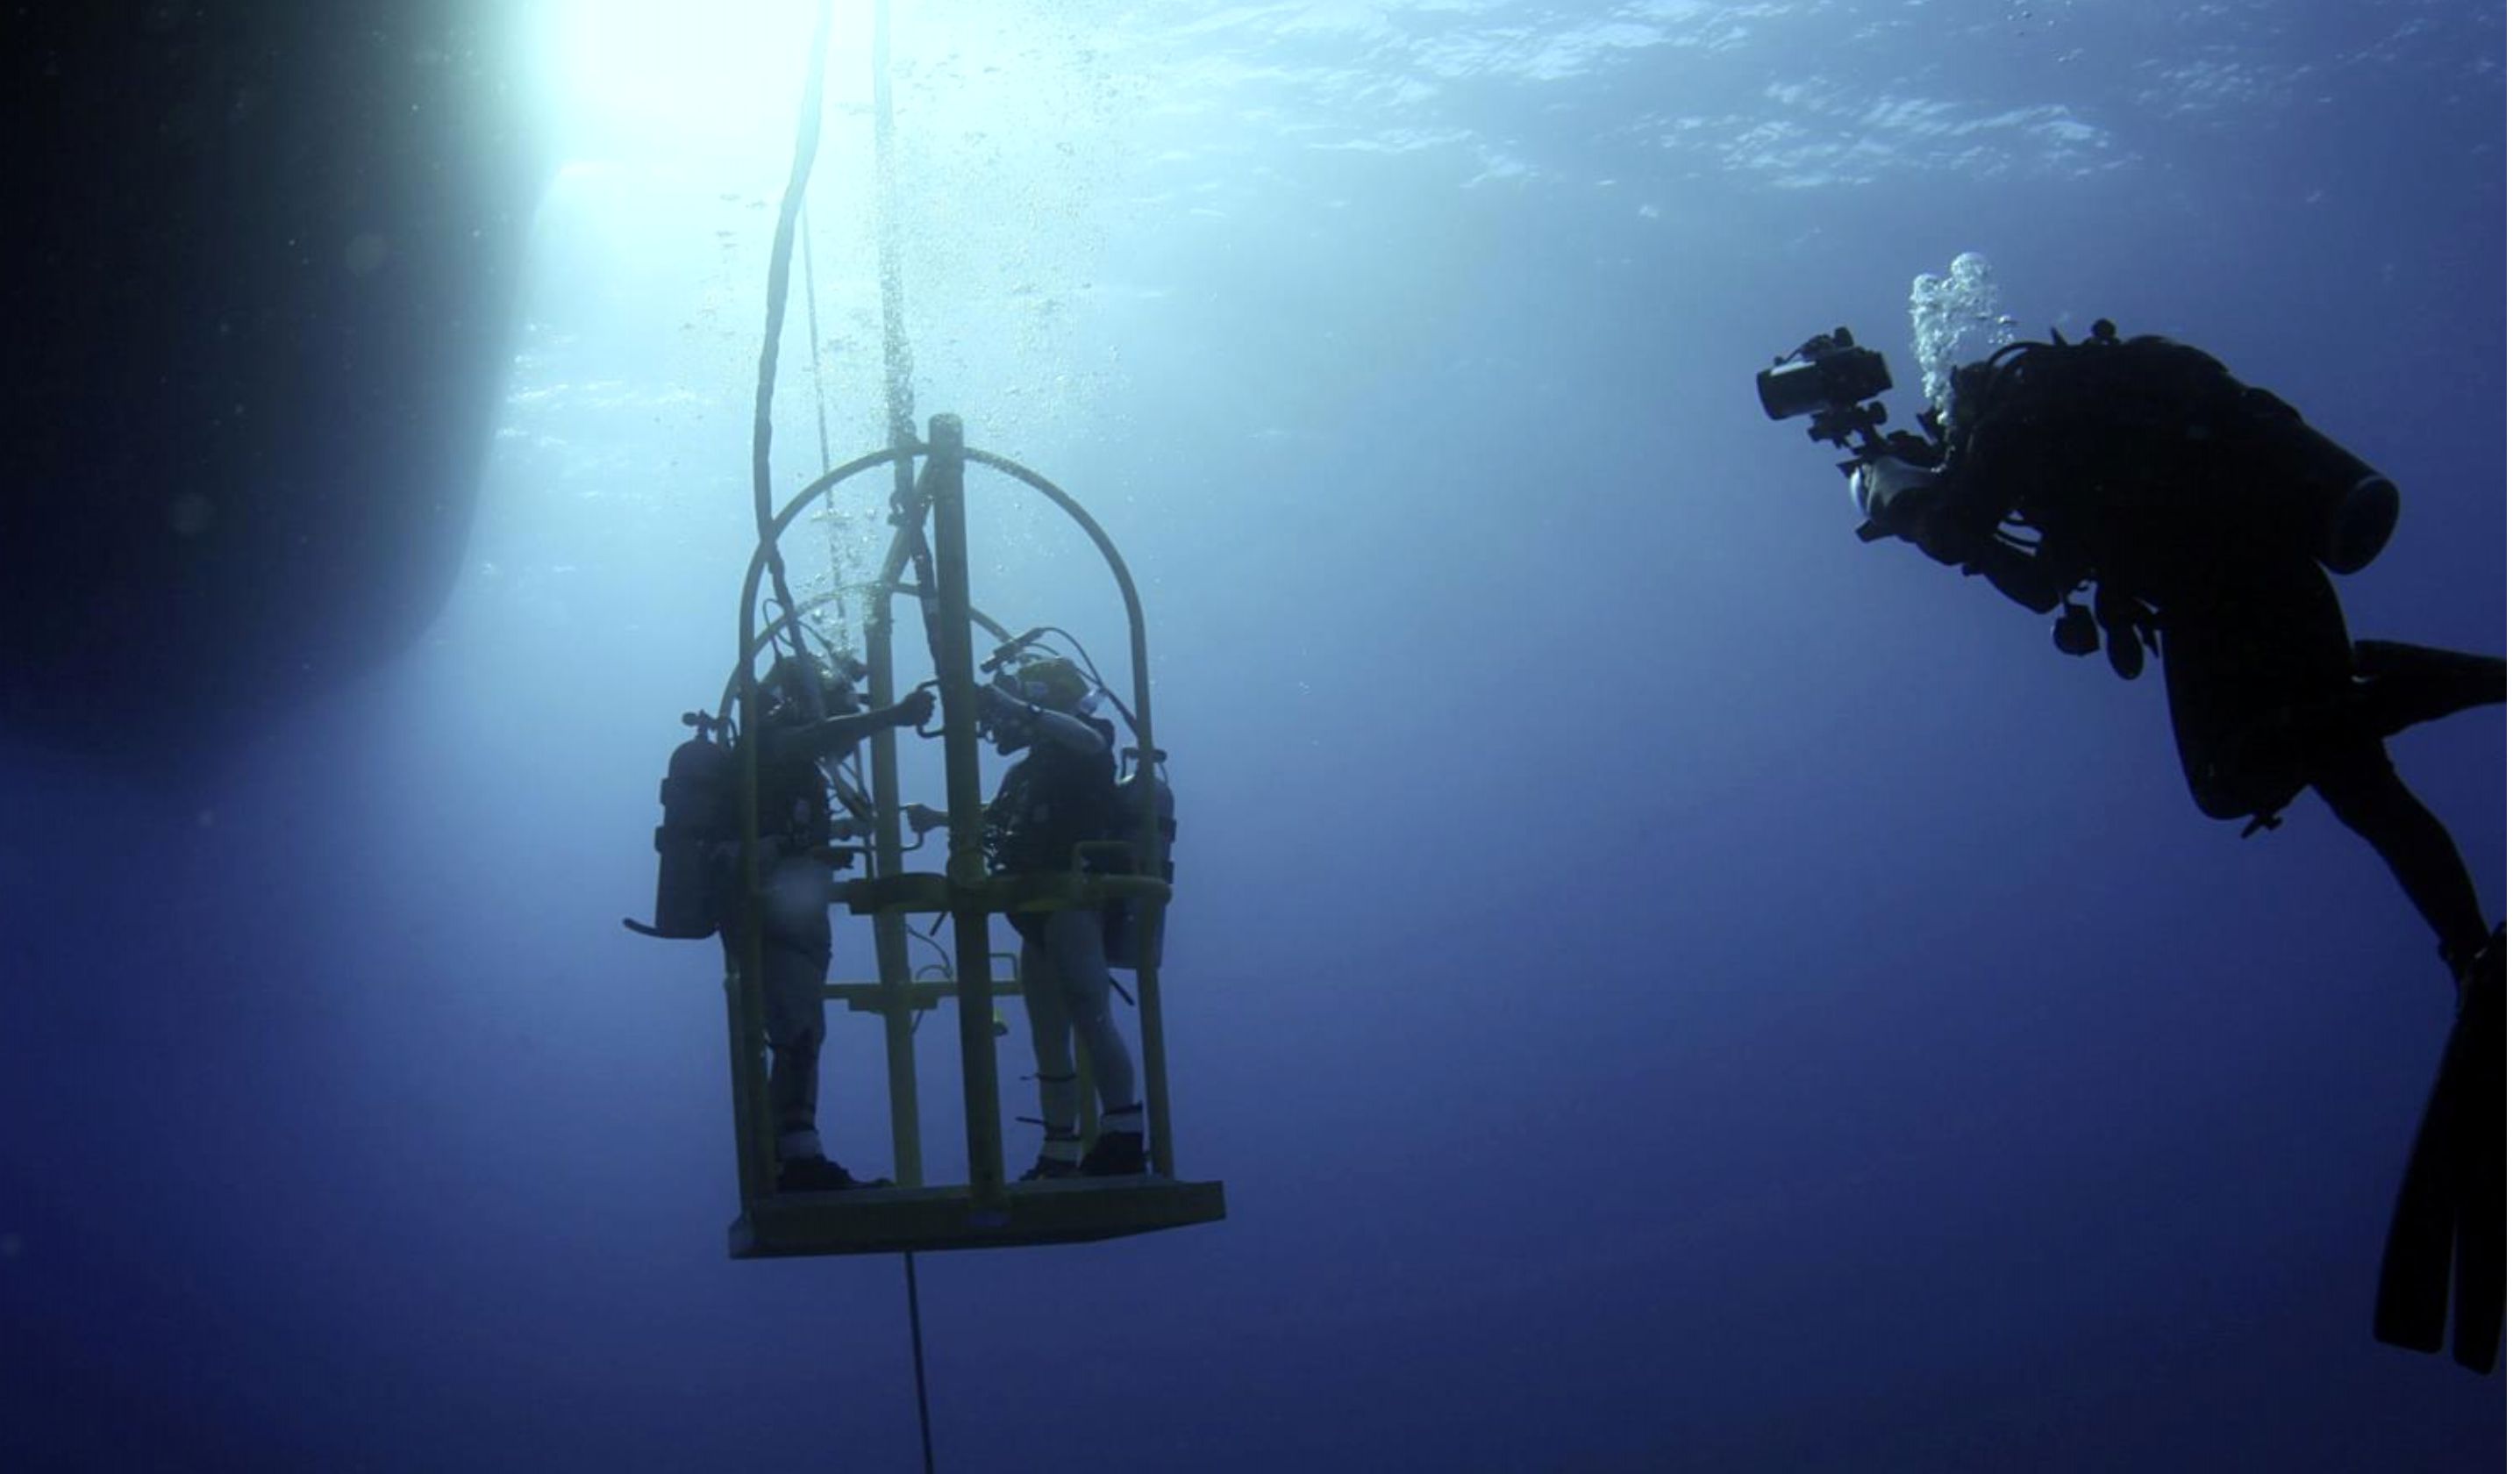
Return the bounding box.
[1764,320,2501,983]
[1760,318,2504,1373]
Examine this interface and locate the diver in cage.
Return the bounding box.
[974,654,1149,1179]
[736,653,935,1192]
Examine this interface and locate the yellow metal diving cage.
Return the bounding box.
[720,414,1224,1257]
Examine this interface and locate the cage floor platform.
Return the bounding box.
[731,1175,1226,1258]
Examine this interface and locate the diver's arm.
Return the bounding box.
[976,683,1107,756]
[763,691,934,763]
[1024,706,1108,756]
[1911,512,2060,614]
[1957,540,2062,614]
[1858,447,2060,615]
[1858,458,1988,566]
[1932,445,2067,613]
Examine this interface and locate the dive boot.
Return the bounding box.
[777,1156,889,1193]
[1078,1130,1146,1177]
[1020,1128,1082,1181]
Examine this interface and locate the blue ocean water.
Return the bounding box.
[2,3,2506,1469]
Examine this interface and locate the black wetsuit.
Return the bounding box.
[982,716,1120,947]
[716,712,848,1162]
[1917,333,2499,967]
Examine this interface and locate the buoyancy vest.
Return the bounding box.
[1949,328,2395,601]
[753,733,833,853]
[982,719,1121,876]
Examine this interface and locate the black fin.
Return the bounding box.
[2377,928,2505,1372]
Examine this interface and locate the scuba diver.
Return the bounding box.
[1763,317,2506,1370]
[976,654,1148,1180]
[1797,320,2502,985]
[724,654,933,1192]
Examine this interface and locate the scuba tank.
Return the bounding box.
[624,711,734,940]
[1103,748,1175,971]
[2231,385,2399,575]
[1985,324,2401,576]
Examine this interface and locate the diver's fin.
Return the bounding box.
[2375,1056,2458,1352]
[2449,931,2504,1372]
[2375,927,2505,1371]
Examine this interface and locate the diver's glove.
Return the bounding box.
[1853,461,2060,615]
[1849,457,1944,536]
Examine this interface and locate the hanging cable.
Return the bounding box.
[875,14,944,1446]
[867,0,953,683]
[751,0,840,708]
[751,10,946,1467]
[799,201,853,655]
[800,201,839,477]
[904,1252,936,1474]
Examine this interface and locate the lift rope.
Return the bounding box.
[867,3,947,1451]
[794,209,889,834]
[797,200,845,626]
[868,0,954,678]
[755,0,939,1462]
[749,0,838,715]
[905,1249,938,1474]
[860,5,943,1462]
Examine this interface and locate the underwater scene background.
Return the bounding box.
[3,2,2505,1470]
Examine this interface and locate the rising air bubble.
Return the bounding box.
[1910,251,2018,424]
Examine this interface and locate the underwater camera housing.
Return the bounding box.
[1757,327,1902,471]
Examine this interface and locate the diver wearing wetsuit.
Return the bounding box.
[1854,323,2503,981]
[977,656,1147,1179]
[732,656,933,1192]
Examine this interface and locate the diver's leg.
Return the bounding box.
[1046,908,1144,1174]
[1045,908,1138,1111]
[759,855,836,1170]
[2158,557,2354,824]
[2352,641,2507,737]
[2159,610,2303,822]
[2310,744,2490,980]
[1017,921,1083,1174]
[2160,619,2253,820]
